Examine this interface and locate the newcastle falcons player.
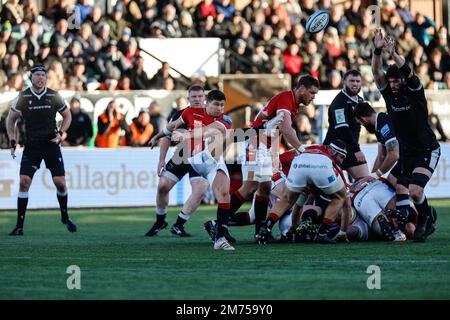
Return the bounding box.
[372,29,440,242]
[6,65,76,235]
[323,69,369,180]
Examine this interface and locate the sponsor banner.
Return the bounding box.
[1,144,450,209]
[0,147,192,209]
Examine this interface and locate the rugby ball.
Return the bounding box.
[305,10,330,34]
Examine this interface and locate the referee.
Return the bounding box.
[372,29,440,242]
[323,69,369,179]
[6,65,76,235]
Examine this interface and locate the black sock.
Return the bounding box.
[229,191,246,216]
[228,212,251,226]
[17,193,28,228]
[156,208,167,225]
[175,211,189,227]
[216,202,230,238]
[318,217,334,235]
[396,194,410,212]
[414,195,429,218]
[57,191,69,222]
[254,194,269,233]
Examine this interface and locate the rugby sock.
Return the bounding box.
[396,194,417,220]
[318,217,334,235]
[396,194,410,211]
[265,212,279,230]
[16,192,28,228]
[228,212,251,226]
[156,207,167,225]
[57,190,68,222]
[414,193,429,218]
[254,194,269,234]
[229,191,246,215]
[216,202,230,238]
[175,211,190,227]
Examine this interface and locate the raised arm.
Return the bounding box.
[278,110,304,152]
[372,28,387,89]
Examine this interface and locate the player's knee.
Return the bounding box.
[53,177,66,191]
[241,181,259,197]
[192,179,209,194]
[216,191,230,203]
[19,176,32,191]
[158,180,173,194]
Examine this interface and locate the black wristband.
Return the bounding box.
[57,130,63,136]
[10,139,17,149]
[374,48,382,55]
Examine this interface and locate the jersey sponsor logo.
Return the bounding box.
[335,109,346,124]
[29,105,51,110]
[390,105,411,112]
[327,175,336,183]
[380,124,391,138]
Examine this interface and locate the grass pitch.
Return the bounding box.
[1,201,449,300]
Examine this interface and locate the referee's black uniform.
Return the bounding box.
[12,87,67,178]
[323,90,365,170]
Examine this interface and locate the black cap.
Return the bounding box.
[30,65,47,74]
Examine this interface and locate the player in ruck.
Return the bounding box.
[372,29,440,242]
[6,65,76,235]
[227,75,319,240]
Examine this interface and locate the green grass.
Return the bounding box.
[1,201,450,300]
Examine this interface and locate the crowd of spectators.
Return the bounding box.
[1,0,450,148]
[0,0,449,93]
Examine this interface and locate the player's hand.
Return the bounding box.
[333,230,349,242]
[354,151,366,163]
[148,136,159,149]
[383,35,396,55]
[10,139,17,159]
[373,28,385,49]
[51,131,63,145]
[255,225,272,245]
[157,160,166,177]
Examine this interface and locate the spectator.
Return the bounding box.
[195,0,217,22]
[197,14,216,37]
[411,13,435,48]
[23,0,40,25]
[427,100,448,142]
[121,110,154,147]
[285,0,302,26]
[295,113,318,145]
[345,0,362,27]
[327,5,349,36]
[74,23,97,57]
[95,100,130,148]
[235,21,255,52]
[396,0,415,25]
[264,0,291,32]
[86,5,105,35]
[46,60,65,90]
[2,72,23,92]
[138,0,158,36]
[361,73,381,102]
[243,0,263,22]
[167,96,188,122]
[157,4,182,38]
[397,27,420,58]
[251,41,270,73]
[44,0,72,23]
[228,39,252,74]
[129,56,151,89]
[49,19,73,49]
[14,38,33,71]
[287,23,305,47]
[6,53,22,77]
[96,40,128,82]
[1,0,24,26]
[384,12,404,40]
[428,48,447,83]
[323,27,342,58]
[106,3,128,41]
[148,101,167,138]
[268,42,285,74]
[214,0,235,21]
[96,23,112,50]
[283,43,302,76]
[118,75,132,91]
[36,43,51,66]
[76,0,93,24]
[149,61,177,89]
[122,0,142,30]
[250,9,266,40]
[410,45,426,69]
[416,62,431,88]
[26,22,41,57]
[327,70,342,90]
[66,58,87,91]
[179,10,198,37]
[63,96,93,146]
